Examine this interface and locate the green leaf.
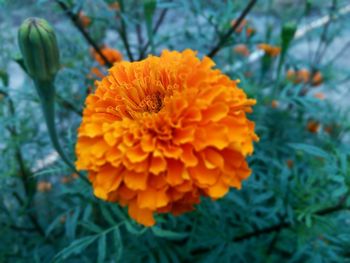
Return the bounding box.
[97,234,106,263]
[54,235,98,261]
[113,228,123,261]
[0,70,8,87]
[151,227,188,240]
[100,204,118,225]
[288,143,329,159]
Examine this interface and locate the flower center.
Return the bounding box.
[138,92,163,113]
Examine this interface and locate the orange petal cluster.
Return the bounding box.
[92,46,123,66]
[286,69,323,86]
[78,11,91,28]
[307,120,320,133]
[258,44,281,57]
[234,44,250,57]
[76,50,258,226]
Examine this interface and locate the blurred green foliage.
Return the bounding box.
[0,0,350,262]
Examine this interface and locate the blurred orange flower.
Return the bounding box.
[286,159,294,168]
[311,71,323,86]
[78,11,91,28]
[307,120,319,133]
[258,44,281,57]
[76,50,258,226]
[231,19,247,33]
[313,92,325,100]
[324,125,333,134]
[286,68,310,84]
[108,2,120,11]
[233,44,250,57]
[61,173,79,184]
[88,67,106,80]
[271,100,279,108]
[246,27,256,37]
[91,46,123,66]
[37,181,52,192]
[297,69,310,83]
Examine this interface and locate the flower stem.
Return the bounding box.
[34,79,89,184]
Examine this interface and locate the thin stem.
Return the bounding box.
[55,0,113,67]
[139,8,168,60]
[207,0,258,58]
[34,80,89,184]
[232,197,349,243]
[117,0,134,61]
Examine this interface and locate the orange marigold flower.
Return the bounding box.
[311,71,323,86]
[78,11,91,28]
[271,100,279,108]
[92,46,123,66]
[37,181,52,192]
[286,159,294,169]
[233,44,250,57]
[88,67,106,80]
[109,2,120,11]
[231,19,247,33]
[297,69,310,84]
[307,120,319,133]
[313,92,325,100]
[258,44,281,57]
[76,50,258,226]
[324,125,333,134]
[246,27,256,38]
[286,69,296,82]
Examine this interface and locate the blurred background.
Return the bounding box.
[0,0,350,262]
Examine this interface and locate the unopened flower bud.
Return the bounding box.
[18,17,60,82]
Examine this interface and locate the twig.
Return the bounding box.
[116,0,134,61]
[55,94,82,116]
[55,0,113,67]
[139,8,168,60]
[207,0,257,58]
[312,0,337,66]
[136,16,144,55]
[232,197,349,243]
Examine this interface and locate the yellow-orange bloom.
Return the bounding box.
[311,71,323,86]
[233,44,250,57]
[37,181,52,192]
[92,46,123,66]
[76,50,258,226]
[231,19,247,33]
[108,2,120,11]
[258,44,281,57]
[271,100,279,108]
[78,11,91,28]
[313,92,325,100]
[307,120,319,133]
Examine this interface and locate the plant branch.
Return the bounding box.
[55,0,113,67]
[116,0,134,61]
[232,197,349,243]
[207,0,257,58]
[139,8,168,60]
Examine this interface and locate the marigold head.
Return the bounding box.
[37,181,52,192]
[311,71,323,86]
[76,50,258,226]
[258,44,281,57]
[233,44,250,57]
[307,120,319,133]
[78,11,91,28]
[92,46,123,66]
[231,19,247,33]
